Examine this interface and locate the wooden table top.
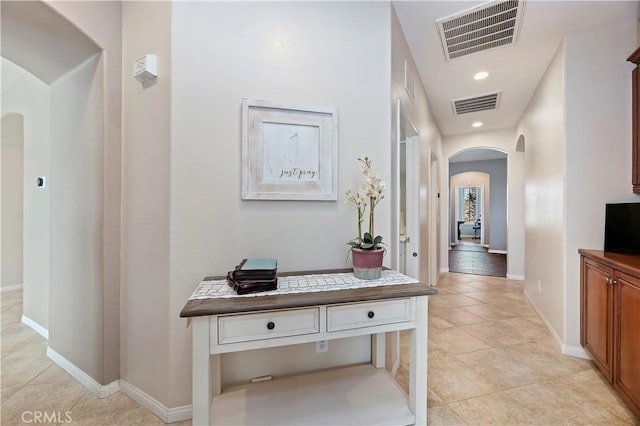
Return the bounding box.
[180,268,437,318]
[579,249,640,278]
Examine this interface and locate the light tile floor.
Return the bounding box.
[2,273,638,425]
[396,272,639,425]
[1,289,187,426]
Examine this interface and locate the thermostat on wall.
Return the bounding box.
[133,54,157,83]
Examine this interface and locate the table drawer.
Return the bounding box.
[218,308,319,344]
[327,298,412,332]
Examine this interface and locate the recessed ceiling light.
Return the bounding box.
[474,71,489,80]
[472,121,483,128]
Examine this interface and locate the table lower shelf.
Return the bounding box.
[211,364,415,425]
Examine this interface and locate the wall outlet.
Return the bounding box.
[250,375,272,383]
[537,280,542,294]
[315,340,328,353]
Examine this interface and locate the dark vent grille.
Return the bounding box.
[453,92,501,115]
[437,0,524,61]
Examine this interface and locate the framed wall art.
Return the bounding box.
[241,99,338,201]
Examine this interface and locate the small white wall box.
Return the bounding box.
[133,54,157,83]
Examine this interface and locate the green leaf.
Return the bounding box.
[360,243,374,249]
[374,235,383,245]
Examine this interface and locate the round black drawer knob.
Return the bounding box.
[367,311,375,319]
[267,321,275,330]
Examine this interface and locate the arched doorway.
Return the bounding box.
[448,148,507,277]
[1,1,117,385]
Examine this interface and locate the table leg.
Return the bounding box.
[409,296,428,425]
[192,317,211,426]
[372,333,386,368]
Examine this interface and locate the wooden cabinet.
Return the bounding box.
[581,258,614,380]
[580,249,640,417]
[616,272,640,415]
[626,48,640,194]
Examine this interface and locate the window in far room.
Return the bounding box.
[462,186,478,223]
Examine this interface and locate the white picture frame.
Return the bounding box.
[241,99,338,201]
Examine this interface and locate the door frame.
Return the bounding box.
[394,99,420,280]
[454,185,485,246]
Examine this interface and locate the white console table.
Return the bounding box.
[180,269,436,426]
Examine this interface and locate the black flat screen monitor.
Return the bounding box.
[604,203,640,254]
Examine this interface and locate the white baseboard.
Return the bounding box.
[21,315,49,339]
[46,347,120,399]
[523,288,563,347]
[561,344,591,360]
[1,284,23,292]
[167,405,192,423]
[120,380,191,423]
[440,267,449,274]
[488,249,507,255]
[46,348,190,423]
[482,244,490,249]
[522,289,590,360]
[506,274,525,280]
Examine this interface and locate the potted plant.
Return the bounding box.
[345,157,386,279]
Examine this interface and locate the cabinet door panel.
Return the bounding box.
[582,259,614,380]
[634,66,640,190]
[615,272,640,415]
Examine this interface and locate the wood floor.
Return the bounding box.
[448,242,507,277]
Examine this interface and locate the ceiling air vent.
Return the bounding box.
[436,0,525,61]
[452,91,501,115]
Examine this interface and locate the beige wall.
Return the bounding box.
[386,6,443,376]
[44,0,123,384]
[516,14,638,352]
[167,1,392,407]
[391,6,443,287]
[516,42,566,340]
[34,0,413,410]
[1,59,51,328]
[1,113,24,289]
[563,16,638,348]
[49,54,106,380]
[121,0,172,404]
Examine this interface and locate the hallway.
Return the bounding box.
[2,273,637,425]
[448,243,507,277]
[397,273,637,425]
[1,289,186,426]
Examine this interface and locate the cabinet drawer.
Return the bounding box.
[218,308,319,344]
[327,299,412,332]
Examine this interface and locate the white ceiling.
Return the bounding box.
[393,0,636,137]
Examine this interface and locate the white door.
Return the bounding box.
[404,135,420,280]
[395,100,420,280]
[430,151,439,286]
